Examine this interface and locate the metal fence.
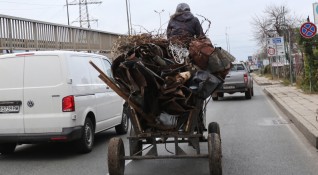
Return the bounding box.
[0,14,122,53]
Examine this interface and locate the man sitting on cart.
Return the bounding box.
[166,3,205,45]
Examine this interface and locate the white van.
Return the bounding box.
[0,51,128,154]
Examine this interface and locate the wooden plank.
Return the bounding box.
[89,60,155,126]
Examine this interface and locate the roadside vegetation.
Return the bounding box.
[251,3,318,93]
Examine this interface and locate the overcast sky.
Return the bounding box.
[0,0,316,60]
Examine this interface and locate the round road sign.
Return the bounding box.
[300,22,317,39]
[267,48,275,56]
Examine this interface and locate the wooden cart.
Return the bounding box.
[90,61,222,175]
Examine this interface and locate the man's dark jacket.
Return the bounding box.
[167,11,204,39]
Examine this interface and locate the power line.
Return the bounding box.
[67,0,102,28]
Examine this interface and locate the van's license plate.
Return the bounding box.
[0,106,20,113]
[223,86,235,89]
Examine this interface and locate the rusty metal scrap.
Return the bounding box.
[110,36,217,131]
[92,35,234,132]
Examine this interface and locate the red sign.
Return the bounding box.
[300,22,317,38]
[267,48,275,56]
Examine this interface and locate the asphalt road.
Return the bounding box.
[1,83,318,175]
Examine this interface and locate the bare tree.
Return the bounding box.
[251,4,302,47]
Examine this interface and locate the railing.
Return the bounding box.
[0,14,122,53]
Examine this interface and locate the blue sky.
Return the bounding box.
[0,0,315,60]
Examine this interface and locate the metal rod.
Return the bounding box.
[124,154,209,160]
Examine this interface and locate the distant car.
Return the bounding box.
[212,62,254,100]
[249,65,259,71]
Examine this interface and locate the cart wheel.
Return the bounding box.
[208,133,222,175]
[208,122,220,136]
[108,137,125,175]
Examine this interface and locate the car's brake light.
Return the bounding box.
[244,73,248,84]
[62,95,75,112]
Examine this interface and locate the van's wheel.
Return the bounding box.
[76,118,94,153]
[218,92,224,98]
[245,88,252,99]
[208,122,220,136]
[115,104,129,135]
[108,137,125,175]
[208,133,222,175]
[212,96,218,101]
[0,143,17,155]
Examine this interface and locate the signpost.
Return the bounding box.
[267,47,275,56]
[266,37,285,56]
[299,22,317,39]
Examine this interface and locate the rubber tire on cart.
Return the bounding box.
[245,88,252,99]
[208,122,220,136]
[108,137,125,175]
[0,143,17,155]
[76,118,94,153]
[115,104,129,135]
[208,133,222,175]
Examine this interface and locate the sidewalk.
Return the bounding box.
[252,74,318,149]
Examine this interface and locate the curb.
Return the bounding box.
[263,88,318,149]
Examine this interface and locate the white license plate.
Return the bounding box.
[0,105,20,113]
[223,86,235,89]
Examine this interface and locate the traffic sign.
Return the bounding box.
[300,22,317,38]
[267,37,284,45]
[266,37,285,56]
[267,47,275,56]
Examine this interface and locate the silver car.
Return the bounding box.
[212,62,254,100]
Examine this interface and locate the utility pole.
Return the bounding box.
[125,0,132,35]
[66,0,70,25]
[67,0,102,28]
[225,27,230,53]
[282,7,293,85]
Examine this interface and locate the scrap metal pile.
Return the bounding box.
[109,34,235,132]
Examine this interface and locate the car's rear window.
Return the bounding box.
[231,64,245,71]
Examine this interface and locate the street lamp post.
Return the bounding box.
[154,9,164,34]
